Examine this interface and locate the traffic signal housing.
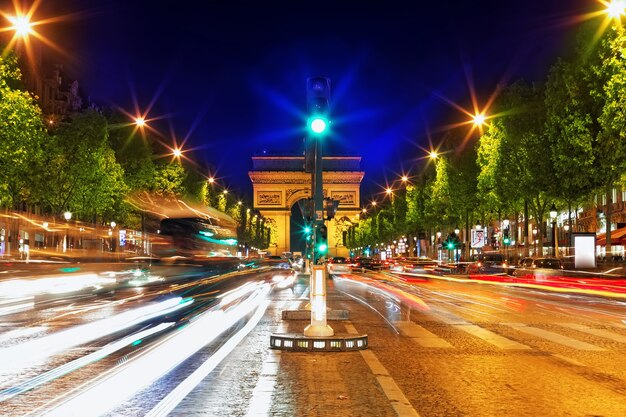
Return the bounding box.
[444,232,461,250]
[316,224,328,254]
[503,228,511,246]
[306,77,330,137]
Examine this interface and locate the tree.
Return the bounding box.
[0,52,46,209]
[34,111,127,224]
[493,81,555,251]
[595,25,626,252]
[152,160,187,196]
[106,110,156,192]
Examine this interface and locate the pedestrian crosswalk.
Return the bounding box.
[394,319,626,352]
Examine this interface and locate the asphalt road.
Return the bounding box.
[1,263,626,416]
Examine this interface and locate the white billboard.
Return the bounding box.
[471,229,486,248]
[574,233,595,269]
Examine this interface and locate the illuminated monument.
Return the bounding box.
[248,155,363,257]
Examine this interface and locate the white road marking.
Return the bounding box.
[395,321,453,348]
[559,323,626,344]
[345,322,421,417]
[455,324,531,350]
[504,323,605,351]
[244,350,281,417]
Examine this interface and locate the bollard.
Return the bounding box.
[303,265,333,337]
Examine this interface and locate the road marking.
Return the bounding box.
[395,321,453,348]
[455,324,532,350]
[559,323,626,344]
[422,307,531,350]
[504,323,605,351]
[345,322,421,417]
[245,350,281,417]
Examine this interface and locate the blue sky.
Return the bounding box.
[42,0,594,201]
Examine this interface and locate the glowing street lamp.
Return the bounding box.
[606,0,626,18]
[8,15,33,38]
[385,187,393,195]
[134,117,146,127]
[401,175,408,183]
[172,148,182,158]
[208,177,215,184]
[429,150,438,160]
[472,113,486,127]
[62,211,72,253]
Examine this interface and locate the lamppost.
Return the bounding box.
[532,228,538,256]
[549,203,558,257]
[564,223,570,255]
[63,211,72,252]
[454,228,460,262]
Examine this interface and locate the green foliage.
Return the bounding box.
[545,58,597,205]
[152,160,187,196]
[0,53,46,209]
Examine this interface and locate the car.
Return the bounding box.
[518,257,534,268]
[326,256,352,275]
[467,252,510,275]
[388,257,410,272]
[513,257,563,278]
[351,257,383,271]
[262,255,292,269]
[401,256,438,273]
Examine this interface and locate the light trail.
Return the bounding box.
[0,296,34,316]
[0,322,174,402]
[39,284,271,417]
[145,297,270,417]
[0,297,192,374]
[0,274,116,298]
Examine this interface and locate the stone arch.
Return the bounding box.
[249,156,363,257]
[285,188,312,210]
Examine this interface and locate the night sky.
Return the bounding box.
[31,0,595,201]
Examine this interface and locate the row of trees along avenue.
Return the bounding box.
[346,22,626,257]
[0,49,269,251]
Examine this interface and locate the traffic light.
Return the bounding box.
[444,232,459,250]
[324,197,340,220]
[503,228,511,245]
[316,224,328,254]
[307,77,330,136]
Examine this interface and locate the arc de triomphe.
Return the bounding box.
[249,155,363,258]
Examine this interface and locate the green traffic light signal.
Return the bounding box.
[317,243,328,253]
[446,241,455,250]
[308,116,328,135]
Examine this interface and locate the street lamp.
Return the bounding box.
[532,228,538,256]
[472,113,486,127]
[9,15,33,38]
[63,211,71,252]
[606,0,626,18]
[549,203,558,257]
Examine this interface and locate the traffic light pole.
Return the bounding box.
[312,137,324,264]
